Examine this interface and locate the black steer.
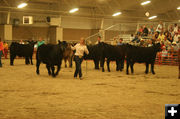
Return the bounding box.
[36,41,67,77]
[84,44,101,70]
[125,43,161,75]
[10,41,36,65]
[98,42,125,72]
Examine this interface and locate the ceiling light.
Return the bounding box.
[141,1,151,6]
[148,16,157,19]
[177,6,180,10]
[69,8,79,13]
[112,12,122,16]
[145,12,150,17]
[17,3,27,8]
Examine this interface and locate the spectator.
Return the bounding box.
[142,25,149,36]
[19,40,25,44]
[131,34,140,43]
[0,38,4,67]
[3,41,8,59]
[158,32,165,41]
[161,46,168,62]
[95,36,102,44]
[173,33,179,43]
[149,25,154,35]
[137,26,143,35]
[117,38,123,46]
[139,39,145,47]
[173,23,178,34]
[111,37,117,45]
[168,24,174,36]
[172,42,178,51]
[167,33,173,43]
[37,37,45,48]
[177,36,180,48]
[130,34,134,41]
[152,31,159,43]
[156,21,163,34]
[147,40,153,47]
[163,36,171,47]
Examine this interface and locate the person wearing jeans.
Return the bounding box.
[0,38,4,67]
[71,37,89,79]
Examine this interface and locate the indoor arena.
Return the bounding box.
[0,0,180,119]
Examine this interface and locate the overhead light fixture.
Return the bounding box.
[141,1,151,6]
[148,16,157,19]
[145,12,150,17]
[69,8,79,13]
[177,6,180,10]
[112,12,122,16]
[17,3,27,8]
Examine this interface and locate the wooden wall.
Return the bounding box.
[63,28,90,41]
[0,25,4,40]
[12,26,49,40]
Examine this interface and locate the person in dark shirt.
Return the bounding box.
[143,25,149,36]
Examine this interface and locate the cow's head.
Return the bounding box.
[58,40,68,52]
[154,43,161,52]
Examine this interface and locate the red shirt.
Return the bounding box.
[0,42,4,51]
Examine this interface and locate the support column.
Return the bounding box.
[7,12,10,24]
[56,27,63,42]
[49,26,63,44]
[4,24,12,41]
[99,18,105,41]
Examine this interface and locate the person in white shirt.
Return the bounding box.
[173,23,178,35]
[156,21,163,34]
[71,37,89,79]
[95,36,102,44]
[19,40,25,44]
[173,33,179,43]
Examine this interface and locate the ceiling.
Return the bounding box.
[0,0,180,22]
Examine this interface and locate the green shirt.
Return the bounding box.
[37,41,45,47]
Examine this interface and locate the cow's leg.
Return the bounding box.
[100,58,105,72]
[145,62,149,74]
[94,59,99,69]
[120,59,124,71]
[130,62,134,74]
[151,62,155,74]
[55,65,61,76]
[46,64,51,75]
[36,60,41,75]
[25,57,29,65]
[97,60,100,69]
[93,59,97,69]
[51,65,56,77]
[107,59,111,72]
[69,57,73,68]
[30,56,33,65]
[116,60,120,71]
[55,61,62,76]
[64,59,67,68]
[126,60,130,75]
[10,55,16,66]
[70,56,73,68]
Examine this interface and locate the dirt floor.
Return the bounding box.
[0,59,179,119]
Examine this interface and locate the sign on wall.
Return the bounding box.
[23,16,33,24]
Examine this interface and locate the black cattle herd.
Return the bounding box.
[9,40,162,77]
